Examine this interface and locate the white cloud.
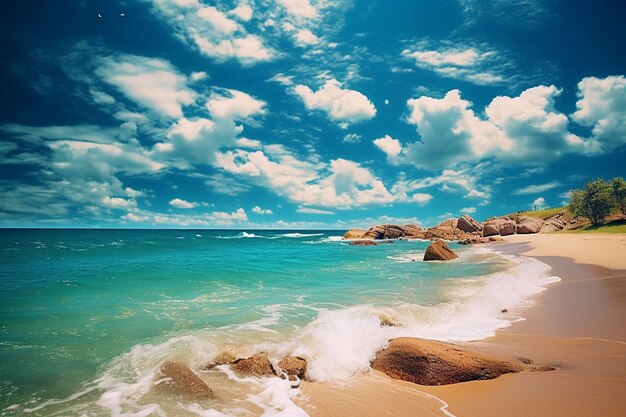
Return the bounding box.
[512,181,561,195]
[297,207,334,215]
[155,117,242,166]
[146,0,274,64]
[277,0,318,19]
[372,135,403,164]
[96,55,197,119]
[294,29,319,46]
[205,173,252,195]
[294,79,376,125]
[102,196,136,209]
[123,207,248,226]
[572,75,626,154]
[252,205,273,214]
[402,42,505,86]
[531,197,547,209]
[392,168,490,201]
[410,193,433,204]
[231,1,253,21]
[461,207,476,214]
[342,133,361,143]
[169,198,198,209]
[206,89,266,120]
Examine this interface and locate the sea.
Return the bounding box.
[0,229,559,417]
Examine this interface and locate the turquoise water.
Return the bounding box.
[0,229,556,416]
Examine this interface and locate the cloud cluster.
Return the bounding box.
[374,77,621,171]
[294,79,376,126]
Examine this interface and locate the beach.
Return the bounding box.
[300,233,626,417]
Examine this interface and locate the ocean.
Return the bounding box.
[0,229,559,416]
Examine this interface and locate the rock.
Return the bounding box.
[423,240,458,261]
[205,351,237,369]
[277,356,307,379]
[424,219,467,241]
[438,219,459,229]
[541,215,566,233]
[482,217,516,237]
[343,229,368,240]
[232,353,276,376]
[458,236,489,245]
[156,361,214,397]
[360,224,427,240]
[350,240,378,246]
[371,338,522,386]
[516,216,544,234]
[400,224,427,239]
[457,215,483,233]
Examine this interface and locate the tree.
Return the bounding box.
[569,179,616,226]
[612,177,626,216]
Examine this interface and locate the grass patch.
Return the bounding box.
[565,218,626,234]
[508,206,572,221]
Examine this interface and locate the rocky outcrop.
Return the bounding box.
[457,214,482,233]
[277,356,307,379]
[483,217,517,237]
[232,353,276,376]
[362,224,425,240]
[156,361,214,397]
[342,229,368,239]
[540,215,566,233]
[371,338,522,386]
[423,240,458,261]
[516,216,544,234]
[458,236,503,245]
[423,219,471,241]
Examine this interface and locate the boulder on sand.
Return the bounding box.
[516,216,544,234]
[157,361,214,397]
[277,356,307,379]
[482,217,516,237]
[423,240,458,261]
[371,338,522,386]
[457,214,483,233]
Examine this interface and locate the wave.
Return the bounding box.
[280,233,324,238]
[21,247,559,417]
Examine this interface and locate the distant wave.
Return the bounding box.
[281,233,324,238]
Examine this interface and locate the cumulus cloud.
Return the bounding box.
[392,168,490,201]
[252,205,273,214]
[123,207,248,226]
[96,55,197,119]
[206,89,266,120]
[294,29,319,46]
[294,79,376,125]
[372,135,403,164]
[461,207,476,214]
[277,0,318,19]
[154,117,242,166]
[531,197,547,209]
[145,0,274,64]
[169,198,198,209]
[572,75,626,154]
[402,42,506,85]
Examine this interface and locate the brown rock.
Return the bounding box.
[540,216,566,233]
[400,224,427,239]
[457,215,483,233]
[458,236,489,245]
[232,353,276,376]
[157,361,214,397]
[277,356,307,379]
[350,240,378,246]
[482,217,516,237]
[516,216,544,234]
[423,240,458,261]
[371,338,522,386]
[343,229,368,240]
[205,350,237,369]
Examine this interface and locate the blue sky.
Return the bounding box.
[0,0,624,229]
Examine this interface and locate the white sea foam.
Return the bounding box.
[281,233,324,238]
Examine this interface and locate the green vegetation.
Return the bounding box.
[612,177,626,216]
[507,206,572,223]
[569,178,619,226]
[565,219,626,234]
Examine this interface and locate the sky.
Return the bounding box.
[0,0,625,229]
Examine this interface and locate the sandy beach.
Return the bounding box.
[300,233,626,417]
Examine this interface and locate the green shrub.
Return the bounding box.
[612,177,626,216]
[569,179,616,226]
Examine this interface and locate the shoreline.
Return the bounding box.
[299,233,626,417]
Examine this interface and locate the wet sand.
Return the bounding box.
[298,234,626,417]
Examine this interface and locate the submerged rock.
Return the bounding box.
[372,338,522,386]
[232,353,276,376]
[423,240,458,261]
[156,361,214,397]
[350,240,379,246]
